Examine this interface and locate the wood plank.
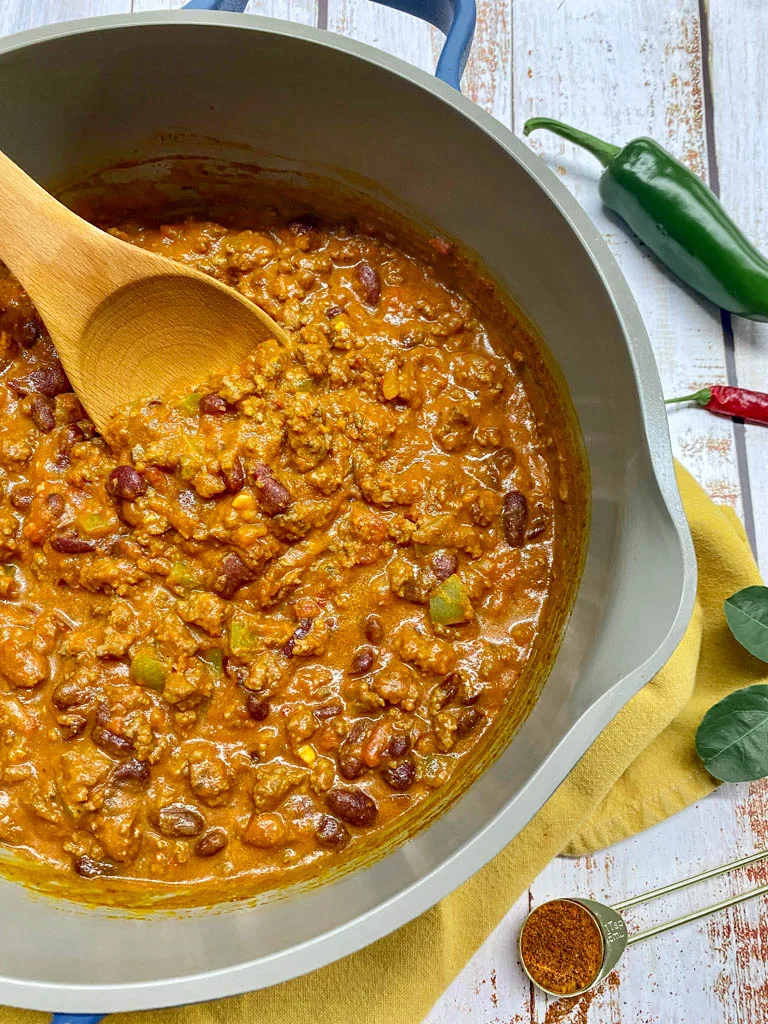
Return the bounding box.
[325,0,435,73]
[512,0,743,517]
[0,0,129,36]
[707,0,768,566]
[132,0,316,23]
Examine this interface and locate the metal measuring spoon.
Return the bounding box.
[519,848,768,998]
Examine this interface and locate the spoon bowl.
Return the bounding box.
[0,149,289,432]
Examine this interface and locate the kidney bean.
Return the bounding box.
[45,493,65,519]
[199,393,228,415]
[245,694,270,721]
[314,703,342,721]
[381,758,416,791]
[109,466,147,501]
[51,530,97,554]
[73,854,115,879]
[349,647,375,676]
[325,305,345,319]
[195,827,229,857]
[30,395,55,433]
[501,490,528,547]
[51,678,91,710]
[214,551,253,599]
[435,672,459,708]
[18,316,43,349]
[222,457,245,494]
[93,724,136,758]
[283,616,313,656]
[456,707,485,737]
[432,550,458,582]
[112,759,151,785]
[356,262,381,305]
[252,463,291,516]
[326,787,378,827]
[388,733,410,758]
[346,720,369,745]
[9,361,70,397]
[338,751,367,781]
[364,614,384,644]
[10,486,33,510]
[315,814,350,851]
[156,802,205,838]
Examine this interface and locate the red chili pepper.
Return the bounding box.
[666,385,768,424]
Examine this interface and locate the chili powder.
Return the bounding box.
[519,899,604,994]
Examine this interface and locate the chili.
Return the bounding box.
[519,899,604,995]
[666,384,768,424]
[524,117,768,322]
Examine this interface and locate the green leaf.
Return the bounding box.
[725,586,768,661]
[696,684,768,782]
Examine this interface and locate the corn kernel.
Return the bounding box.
[240,510,259,523]
[232,491,255,510]
[297,744,316,764]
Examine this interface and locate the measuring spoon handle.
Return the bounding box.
[612,847,768,911]
[626,879,768,945]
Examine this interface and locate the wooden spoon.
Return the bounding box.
[0,150,290,433]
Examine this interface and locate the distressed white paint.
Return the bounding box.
[132,0,316,24]
[2,1,767,1021]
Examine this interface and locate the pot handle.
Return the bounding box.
[182,0,476,91]
[50,1015,106,1024]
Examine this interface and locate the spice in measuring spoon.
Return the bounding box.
[519,848,768,1000]
[519,899,604,995]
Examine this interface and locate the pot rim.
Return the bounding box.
[0,10,696,1011]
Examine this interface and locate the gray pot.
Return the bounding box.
[0,1,695,1016]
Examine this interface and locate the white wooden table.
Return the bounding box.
[3,1,768,1020]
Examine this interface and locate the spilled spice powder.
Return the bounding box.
[519,899,604,994]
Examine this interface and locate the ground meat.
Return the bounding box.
[0,209,565,903]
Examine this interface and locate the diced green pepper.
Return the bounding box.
[167,559,201,590]
[1,564,17,576]
[130,645,168,690]
[179,435,205,481]
[199,648,223,675]
[293,378,316,393]
[176,392,202,416]
[76,512,113,537]
[229,614,260,658]
[429,574,474,626]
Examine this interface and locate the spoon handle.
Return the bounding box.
[612,847,768,911]
[625,879,768,945]
[0,149,131,356]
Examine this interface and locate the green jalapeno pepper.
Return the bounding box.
[524,117,768,322]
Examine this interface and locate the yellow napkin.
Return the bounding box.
[9,463,767,1024]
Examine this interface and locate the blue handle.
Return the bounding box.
[51,1016,106,1024]
[371,0,475,90]
[182,0,476,91]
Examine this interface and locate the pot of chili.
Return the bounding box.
[0,0,695,1013]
